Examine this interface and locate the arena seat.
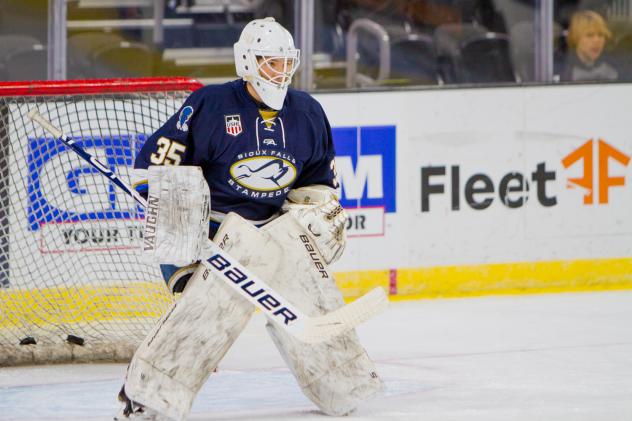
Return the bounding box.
[460,33,516,83]
[4,47,47,81]
[434,23,487,83]
[434,23,516,83]
[390,36,441,85]
[0,35,45,81]
[68,32,127,78]
[90,41,155,78]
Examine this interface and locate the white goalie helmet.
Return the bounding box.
[234,17,300,110]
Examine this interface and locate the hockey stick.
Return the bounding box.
[28,109,388,344]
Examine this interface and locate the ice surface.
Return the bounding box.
[1,291,632,421]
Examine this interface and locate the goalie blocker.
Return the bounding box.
[141,165,211,267]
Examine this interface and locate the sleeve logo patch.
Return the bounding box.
[176,106,194,132]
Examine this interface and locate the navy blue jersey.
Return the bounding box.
[134,79,337,223]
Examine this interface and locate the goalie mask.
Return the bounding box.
[234,17,300,110]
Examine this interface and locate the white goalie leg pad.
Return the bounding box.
[124,213,282,421]
[262,214,383,416]
[142,165,211,266]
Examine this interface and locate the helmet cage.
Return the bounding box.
[254,50,300,88]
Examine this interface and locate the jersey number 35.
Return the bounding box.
[150,137,186,165]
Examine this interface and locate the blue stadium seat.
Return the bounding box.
[435,23,516,84]
[460,33,516,83]
[390,36,440,85]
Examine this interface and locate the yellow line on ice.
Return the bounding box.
[2,257,632,329]
[336,256,632,299]
[0,282,171,328]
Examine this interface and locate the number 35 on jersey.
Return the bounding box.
[150,137,186,165]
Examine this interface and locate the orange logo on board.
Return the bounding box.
[561,139,630,204]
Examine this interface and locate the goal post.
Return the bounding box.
[0,77,203,365]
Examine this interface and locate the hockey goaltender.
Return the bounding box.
[115,17,384,421]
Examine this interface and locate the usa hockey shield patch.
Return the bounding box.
[225,115,243,137]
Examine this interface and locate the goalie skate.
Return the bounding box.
[114,387,169,421]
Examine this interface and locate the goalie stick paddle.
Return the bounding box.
[28,109,388,344]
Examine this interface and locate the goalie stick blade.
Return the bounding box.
[295,287,389,344]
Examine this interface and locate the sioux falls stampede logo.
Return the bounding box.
[228,150,297,198]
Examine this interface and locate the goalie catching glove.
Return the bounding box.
[282,185,347,264]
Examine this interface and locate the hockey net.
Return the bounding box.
[0,77,203,365]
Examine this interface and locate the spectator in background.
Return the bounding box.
[562,10,618,82]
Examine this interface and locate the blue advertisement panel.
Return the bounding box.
[27,135,145,232]
[332,125,396,213]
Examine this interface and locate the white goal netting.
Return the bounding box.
[0,78,202,365]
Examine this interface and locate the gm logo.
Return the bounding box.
[27,135,145,232]
[332,125,396,236]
